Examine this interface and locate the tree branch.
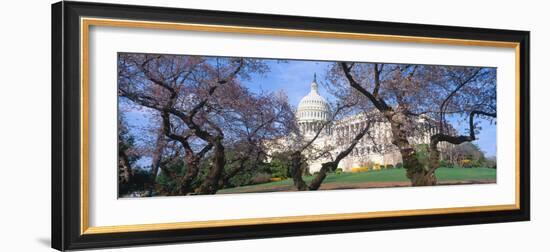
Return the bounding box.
[438,68,481,131]
[431,110,496,148]
[340,62,390,112]
[334,121,372,164]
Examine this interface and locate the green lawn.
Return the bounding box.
[218,167,496,194]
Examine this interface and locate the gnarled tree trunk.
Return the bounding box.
[196,141,226,194]
[145,131,166,196]
[290,151,308,191]
[387,111,436,186]
[177,156,200,195]
[308,162,335,190]
[118,149,133,185]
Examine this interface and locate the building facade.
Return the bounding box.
[292,75,441,173]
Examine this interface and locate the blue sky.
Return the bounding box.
[241,60,333,106]
[240,60,497,157]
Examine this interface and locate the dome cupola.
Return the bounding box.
[297,74,330,123]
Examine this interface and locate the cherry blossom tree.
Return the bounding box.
[117,53,293,195]
[335,62,496,186]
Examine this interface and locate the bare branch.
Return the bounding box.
[340,62,390,112]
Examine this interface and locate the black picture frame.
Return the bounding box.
[52,1,530,251]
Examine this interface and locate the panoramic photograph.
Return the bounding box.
[117,53,497,198]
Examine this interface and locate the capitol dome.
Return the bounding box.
[297,74,330,123]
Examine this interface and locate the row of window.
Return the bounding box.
[302,100,325,105]
[335,125,392,139]
[299,123,332,133]
[298,110,327,118]
[347,145,385,157]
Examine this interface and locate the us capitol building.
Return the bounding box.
[276,75,444,173]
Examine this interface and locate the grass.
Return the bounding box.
[218,167,496,194]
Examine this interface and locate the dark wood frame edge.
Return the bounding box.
[51,1,530,251]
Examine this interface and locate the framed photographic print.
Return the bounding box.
[51,1,530,251]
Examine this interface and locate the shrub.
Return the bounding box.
[386,164,394,169]
[226,160,272,187]
[395,162,403,168]
[154,159,186,196]
[335,168,343,175]
[361,161,375,170]
[269,158,289,179]
[351,167,369,173]
[251,173,272,184]
[470,159,483,168]
[462,159,472,168]
[484,156,497,169]
[118,168,154,197]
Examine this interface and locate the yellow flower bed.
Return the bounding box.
[351,167,369,173]
[270,177,283,182]
[351,163,387,172]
